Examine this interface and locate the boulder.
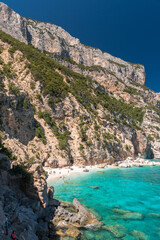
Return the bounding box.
[131,230,148,240]
[19,230,39,240]
[122,212,144,220]
[113,208,144,220]
[49,198,60,207]
[47,186,54,199]
[72,198,102,228]
[66,228,82,239]
[103,224,126,238]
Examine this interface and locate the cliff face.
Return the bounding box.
[0,2,159,169]
[0,3,159,240]
[0,2,145,86]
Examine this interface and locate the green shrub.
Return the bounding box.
[0,56,3,64]
[3,63,13,79]
[8,82,20,96]
[9,164,33,183]
[0,30,145,128]
[36,94,43,102]
[32,104,36,113]
[0,46,3,54]
[8,47,15,58]
[38,110,70,150]
[147,134,154,142]
[35,122,47,144]
[79,144,84,151]
[124,87,140,95]
[23,97,30,108]
[103,133,114,141]
[125,145,130,151]
[94,123,100,131]
[30,81,35,90]
[108,59,126,68]
[28,157,35,164]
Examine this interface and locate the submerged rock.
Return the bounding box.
[113,208,144,220]
[64,181,72,184]
[122,212,144,220]
[89,186,99,189]
[131,230,148,240]
[113,208,130,215]
[147,212,160,218]
[102,224,126,238]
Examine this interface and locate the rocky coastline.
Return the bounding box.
[0,2,159,239]
[0,156,106,240]
[1,156,159,240]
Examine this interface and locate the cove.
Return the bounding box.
[48,166,160,240]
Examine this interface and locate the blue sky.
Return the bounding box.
[2,0,160,92]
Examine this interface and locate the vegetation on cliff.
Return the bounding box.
[0,30,145,126]
[0,28,159,165]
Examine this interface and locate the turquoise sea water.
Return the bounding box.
[48,166,160,240]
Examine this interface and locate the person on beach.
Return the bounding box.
[8,221,11,230]
[11,230,18,240]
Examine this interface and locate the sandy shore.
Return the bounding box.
[45,157,160,182]
[45,163,114,182]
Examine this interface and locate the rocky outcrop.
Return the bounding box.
[0,161,57,240]
[51,198,102,239]
[0,165,103,240]
[0,92,35,145]
[131,130,154,159]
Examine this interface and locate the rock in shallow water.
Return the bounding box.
[122,212,144,220]
[89,186,99,189]
[113,208,144,220]
[66,227,82,239]
[131,230,148,240]
[102,224,126,238]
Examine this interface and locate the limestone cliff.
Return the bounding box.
[0,2,159,169]
[0,3,160,240]
[0,1,145,86]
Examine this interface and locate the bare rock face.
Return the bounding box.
[0,2,145,86]
[0,2,28,43]
[0,168,56,240]
[0,92,35,145]
[72,198,102,227]
[27,164,49,208]
[132,130,154,159]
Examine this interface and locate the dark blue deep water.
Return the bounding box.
[49,166,160,239]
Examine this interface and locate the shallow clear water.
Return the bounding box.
[48,166,160,240]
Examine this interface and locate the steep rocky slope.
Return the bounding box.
[0,2,159,168]
[1,153,101,239]
[0,2,160,239]
[0,1,145,86]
